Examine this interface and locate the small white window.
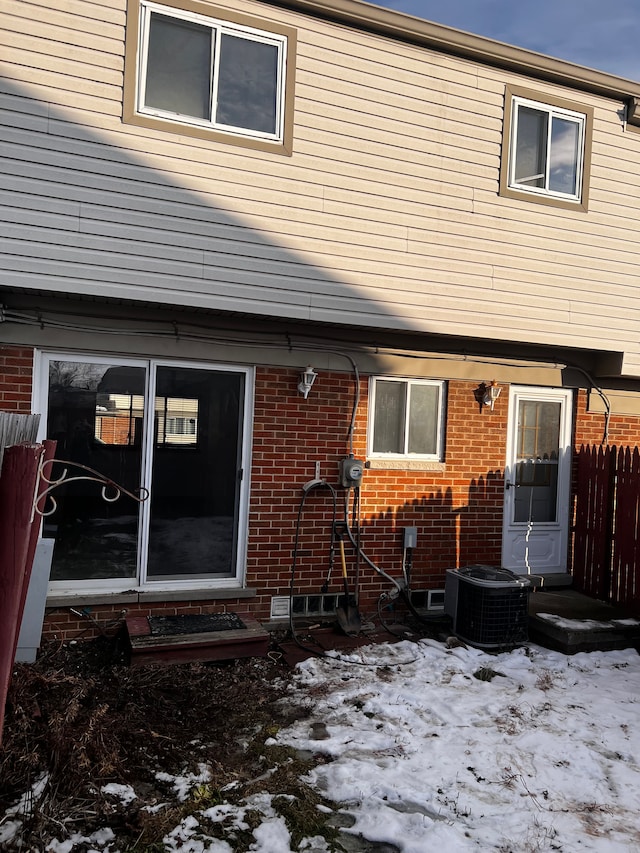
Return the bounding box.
[166,417,197,436]
[508,96,586,202]
[368,378,445,461]
[137,1,287,142]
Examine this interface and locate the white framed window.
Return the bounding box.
[509,97,585,200]
[165,416,197,436]
[368,378,445,461]
[501,87,592,209]
[136,1,288,142]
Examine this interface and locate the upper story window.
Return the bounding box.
[500,86,593,212]
[124,0,296,155]
[368,378,445,461]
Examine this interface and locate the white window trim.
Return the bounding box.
[508,95,586,203]
[33,350,254,596]
[367,377,446,462]
[137,0,288,143]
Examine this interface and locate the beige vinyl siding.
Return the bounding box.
[3,0,640,374]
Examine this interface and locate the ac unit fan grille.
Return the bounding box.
[456,582,529,648]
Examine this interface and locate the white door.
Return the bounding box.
[501,386,573,575]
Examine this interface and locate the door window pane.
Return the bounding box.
[517,401,560,459]
[513,464,559,523]
[147,367,244,580]
[217,34,279,134]
[45,361,145,581]
[514,400,561,523]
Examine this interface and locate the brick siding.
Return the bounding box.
[0,346,33,412]
[6,349,640,641]
[248,368,507,624]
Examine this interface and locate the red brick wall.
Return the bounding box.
[95,413,134,444]
[248,376,640,623]
[573,389,640,447]
[247,369,507,621]
[6,349,639,640]
[42,599,253,641]
[0,346,33,412]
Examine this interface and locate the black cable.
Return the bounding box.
[287,482,419,666]
[567,363,611,445]
[288,481,338,657]
[377,593,403,637]
[341,499,444,632]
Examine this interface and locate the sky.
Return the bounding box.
[375,0,640,83]
[6,636,640,851]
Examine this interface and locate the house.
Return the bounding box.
[2,0,640,643]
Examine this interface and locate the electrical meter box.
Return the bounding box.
[339,456,364,488]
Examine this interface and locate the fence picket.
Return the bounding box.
[573,444,640,609]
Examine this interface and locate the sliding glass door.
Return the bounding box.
[41,354,250,589]
[146,365,244,580]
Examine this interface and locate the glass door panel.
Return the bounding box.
[513,400,561,523]
[146,366,244,580]
[45,360,146,581]
[502,387,572,574]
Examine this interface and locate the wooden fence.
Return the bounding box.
[573,445,640,609]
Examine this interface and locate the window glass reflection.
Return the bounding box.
[145,13,212,119]
[45,361,145,581]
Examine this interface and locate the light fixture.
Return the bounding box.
[297,366,317,399]
[482,380,502,411]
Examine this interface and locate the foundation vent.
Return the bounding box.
[270,594,340,620]
[270,596,290,620]
[409,589,446,612]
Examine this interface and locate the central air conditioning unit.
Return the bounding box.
[444,566,530,649]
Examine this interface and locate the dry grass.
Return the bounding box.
[0,635,353,851]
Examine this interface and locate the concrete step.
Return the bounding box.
[524,573,573,590]
[528,589,640,654]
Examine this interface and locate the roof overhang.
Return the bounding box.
[0,288,630,382]
[270,0,640,102]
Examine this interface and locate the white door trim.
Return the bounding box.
[501,385,573,575]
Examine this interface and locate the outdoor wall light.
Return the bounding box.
[482,380,502,411]
[297,366,318,399]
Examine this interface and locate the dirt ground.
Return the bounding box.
[0,632,340,851]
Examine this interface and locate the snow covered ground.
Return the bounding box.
[3,639,640,852]
[277,639,640,852]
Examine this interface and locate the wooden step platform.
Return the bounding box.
[125,611,270,666]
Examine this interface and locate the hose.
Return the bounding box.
[341,489,443,630]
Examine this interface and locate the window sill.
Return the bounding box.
[499,184,588,213]
[366,459,446,472]
[47,587,257,607]
[123,111,293,157]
